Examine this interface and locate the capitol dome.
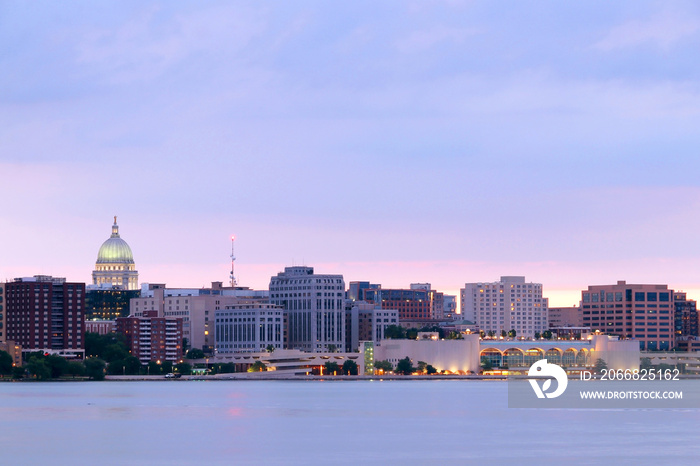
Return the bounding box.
[97,226,134,264]
[92,217,139,290]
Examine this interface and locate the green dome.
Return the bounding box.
[96,218,135,264]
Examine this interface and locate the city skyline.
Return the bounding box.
[3,2,700,306]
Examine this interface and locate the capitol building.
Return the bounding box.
[92,217,139,290]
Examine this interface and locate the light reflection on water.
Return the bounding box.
[0,380,699,465]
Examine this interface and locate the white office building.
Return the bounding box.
[460,276,548,338]
[215,303,284,353]
[269,266,345,352]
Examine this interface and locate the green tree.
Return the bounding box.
[249,360,267,372]
[373,360,393,372]
[85,332,129,360]
[85,358,106,380]
[27,357,51,380]
[103,344,129,363]
[148,361,163,375]
[12,366,26,379]
[542,330,553,340]
[176,362,192,375]
[124,356,142,375]
[266,344,276,353]
[342,360,359,375]
[534,332,541,339]
[384,325,406,339]
[594,358,608,374]
[426,364,437,375]
[419,326,445,339]
[640,357,652,370]
[487,330,495,338]
[481,357,493,371]
[182,337,189,352]
[327,344,338,353]
[46,355,69,379]
[0,350,13,375]
[395,357,415,375]
[186,348,205,359]
[161,361,173,374]
[324,361,341,375]
[406,328,419,340]
[65,361,85,378]
[417,361,428,374]
[479,330,485,338]
[508,329,517,338]
[501,330,507,338]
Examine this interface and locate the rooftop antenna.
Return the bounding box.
[230,235,237,287]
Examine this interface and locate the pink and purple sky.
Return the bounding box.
[2,1,700,308]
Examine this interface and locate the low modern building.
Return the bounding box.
[215,303,285,353]
[116,311,183,364]
[373,335,481,373]
[369,334,639,375]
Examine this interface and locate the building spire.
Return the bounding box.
[111,216,119,237]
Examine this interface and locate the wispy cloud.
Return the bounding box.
[396,26,480,53]
[594,11,700,51]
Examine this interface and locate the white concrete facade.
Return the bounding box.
[461,276,548,339]
[215,303,284,353]
[269,266,345,352]
[374,335,482,373]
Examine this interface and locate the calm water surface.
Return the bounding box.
[1,380,698,465]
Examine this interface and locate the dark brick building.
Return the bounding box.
[4,276,85,357]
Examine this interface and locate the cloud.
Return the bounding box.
[396,26,480,53]
[594,11,700,51]
[74,4,267,84]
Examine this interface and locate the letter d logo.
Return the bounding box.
[527,359,568,399]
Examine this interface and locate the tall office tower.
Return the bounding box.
[269,266,345,352]
[461,276,548,338]
[581,281,674,350]
[4,276,85,357]
[92,217,139,290]
[116,311,183,364]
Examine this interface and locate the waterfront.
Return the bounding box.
[1,380,699,465]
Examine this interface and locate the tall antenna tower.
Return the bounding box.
[229,235,237,287]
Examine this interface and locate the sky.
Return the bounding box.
[2,1,700,308]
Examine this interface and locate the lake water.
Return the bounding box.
[1,380,699,465]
